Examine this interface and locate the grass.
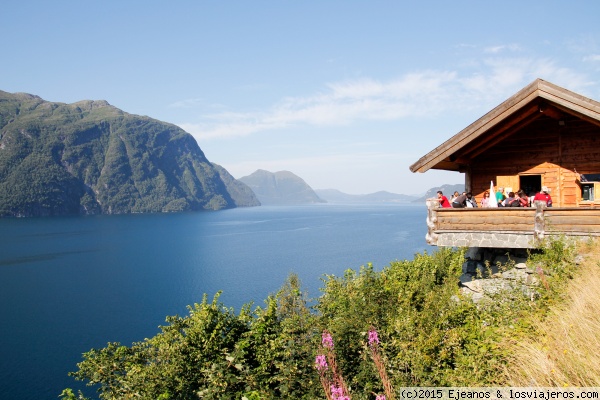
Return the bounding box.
[503,238,600,386]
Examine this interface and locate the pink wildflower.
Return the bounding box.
[315,354,328,371]
[322,330,334,349]
[368,329,379,346]
[330,385,343,398]
[376,395,386,400]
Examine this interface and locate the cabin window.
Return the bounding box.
[579,173,600,182]
[581,183,594,201]
[579,174,600,202]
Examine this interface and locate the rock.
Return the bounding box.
[462,260,482,275]
[525,274,539,286]
[465,247,482,261]
[501,269,529,282]
[459,273,475,284]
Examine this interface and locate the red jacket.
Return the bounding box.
[439,196,451,208]
[533,192,552,207]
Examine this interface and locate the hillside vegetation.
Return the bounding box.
[0,91,259,216]
[61,237,597,399]
[503,240,600,386]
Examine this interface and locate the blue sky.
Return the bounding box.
[3,1,600,194]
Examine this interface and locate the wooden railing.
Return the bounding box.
[426,200,600,248]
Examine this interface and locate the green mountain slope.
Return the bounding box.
[238,169,325,205]
[0,91,259,216]
[211,163,261,207]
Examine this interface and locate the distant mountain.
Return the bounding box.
[411,183,464,203]
[0,90,259,216]
[315,189,417,203]
[238,170,325,205]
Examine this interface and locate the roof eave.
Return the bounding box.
[409,79,600,173]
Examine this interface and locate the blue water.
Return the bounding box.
[0,204,428,399]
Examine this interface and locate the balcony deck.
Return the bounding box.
[425,200,600,248]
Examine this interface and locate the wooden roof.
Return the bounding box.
[410,78,600,173]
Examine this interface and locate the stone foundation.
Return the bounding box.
[457,246,586,303]
[436,231,536,248]
[459,247,538,303]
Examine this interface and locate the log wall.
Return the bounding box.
[436,208,535,232]
[544,208,600,234]
[467,117,600,207]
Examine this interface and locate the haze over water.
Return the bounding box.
[0,203,429,399]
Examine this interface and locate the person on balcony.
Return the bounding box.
[533,186,553,207]
[517,190,530,207]
[480,190,491,207]
[465,192,478,208]
[452,193,468,208]
[496,187,506,206]
[450,191,460,203]
[502,192,517,207]
[437,191,451,208]
[505,190,528,207]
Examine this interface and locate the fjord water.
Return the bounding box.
[0,204,428,399]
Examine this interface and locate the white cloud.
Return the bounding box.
[177,56,593,142]
[583,54,600,62]
[458,57,595,105]
[168,98,206,109]
[179,71,459,141]
[228,151,399,174]
[483,44,522,54]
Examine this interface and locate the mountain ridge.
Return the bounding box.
[314,184,465,204]
[237,169,462,206]
[0,90,259,216]
[314,188,418,203]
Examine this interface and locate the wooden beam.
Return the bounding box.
[411,79,600,174]
[539,82,600,124]
[549,103,600,129]
[410,84,541,173]
[538,103,565,120]
[454,102,541,163]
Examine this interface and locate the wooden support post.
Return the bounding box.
[426,199,439,245]
[534,200,546,244]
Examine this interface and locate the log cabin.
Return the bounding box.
[410,79,600,248]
